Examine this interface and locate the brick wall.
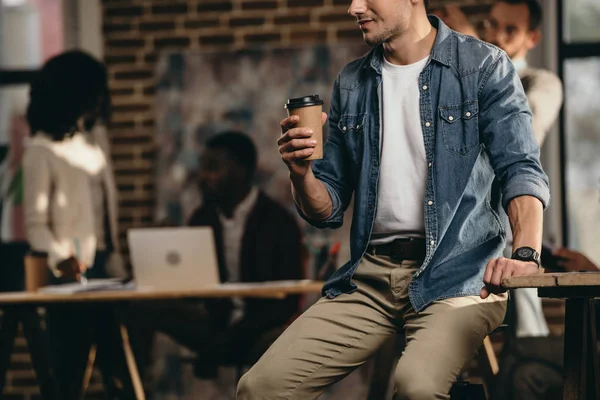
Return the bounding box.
[100,0,495,251]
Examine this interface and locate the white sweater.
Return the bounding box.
[23,129,122,276]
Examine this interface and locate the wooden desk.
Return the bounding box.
[0,280,324,400]
[503,272,600,400]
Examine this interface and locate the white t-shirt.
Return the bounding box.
[370,55,429,245]
[218,187,259,325]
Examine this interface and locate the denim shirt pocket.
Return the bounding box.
[338,114,367,162]
[439,101,479,156]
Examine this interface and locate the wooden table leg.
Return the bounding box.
[563,298,589,400]
[586,300,600,399]
[114,305,146,400]
[20,307,59,400]
[0,307,19,395]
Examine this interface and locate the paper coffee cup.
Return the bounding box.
[285,95,324,160]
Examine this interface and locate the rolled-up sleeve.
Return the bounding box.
[296,76,355,229]
[478,52,551,211]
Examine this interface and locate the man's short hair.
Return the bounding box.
[500,0,543,31]
[424,0,429,10]
[205,131,258,177]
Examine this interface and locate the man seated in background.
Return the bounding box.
[132,131,305,380]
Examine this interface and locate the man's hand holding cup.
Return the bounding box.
[279,95,328,178]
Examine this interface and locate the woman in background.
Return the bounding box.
[23,50,130,399]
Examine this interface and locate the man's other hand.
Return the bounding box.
[481,257,540,299]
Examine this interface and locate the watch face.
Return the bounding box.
[517,248,534,258]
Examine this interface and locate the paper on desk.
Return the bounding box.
[219,280,315,289]
[39,279,135,294]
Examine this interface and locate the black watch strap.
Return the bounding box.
[511,246,541,267]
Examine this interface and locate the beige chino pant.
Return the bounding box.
[237,253,507,400]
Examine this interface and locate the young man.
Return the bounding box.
[130,131,305,380]
[237,0,550,399]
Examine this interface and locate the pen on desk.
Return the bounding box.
[74,238,87,285]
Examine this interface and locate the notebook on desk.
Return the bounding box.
[127,227,220,290]
[40,278,134,294]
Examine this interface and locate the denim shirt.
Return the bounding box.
[300,17,550,312]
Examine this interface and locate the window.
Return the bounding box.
[559,0,600,265]
[564,0,600,43]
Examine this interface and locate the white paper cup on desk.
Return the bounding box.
[24,255,50,292]
[285,95,325,160]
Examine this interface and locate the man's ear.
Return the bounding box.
[526,29,542,50]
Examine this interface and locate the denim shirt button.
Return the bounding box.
[422,85,428,90]
[342,126,347,132]
[425,122,431,127]
[430,240,435,246]
[448,116,454,121]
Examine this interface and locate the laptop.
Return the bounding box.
[127,227,220,290]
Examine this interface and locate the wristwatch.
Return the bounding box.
[511,246,541,267]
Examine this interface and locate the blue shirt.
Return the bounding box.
[299,17,550,312]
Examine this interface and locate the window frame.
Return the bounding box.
[557,0,600,245]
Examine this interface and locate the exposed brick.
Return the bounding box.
[184,18,220,30]
[105,54,137,65]
[197,1,233,12]
[336,27,363,42]
[105,38,145,49]
[199,34,235,46]
[143,86,156,96]
[119,216,134,224]
[120,199,154,208]
[287,0,324,8]
[241,0,278,10]
[103,22,132,34]
[10,361,32,370]
[11,375,38,388]
[290,29,327,42]
[244,33,281,43]
[112,104,152,113]
[112,135,153,145]
[319,12,352,23]
[139,21,176,32]
[109,121,136,130]
[114,69,154,80]
[111,88,136,96]
[229,16,266,28]
[274,14,310,25]
[104,5,144,18]
[151,3,188,15]
[144,53,158,63]
[154,37,191,49]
